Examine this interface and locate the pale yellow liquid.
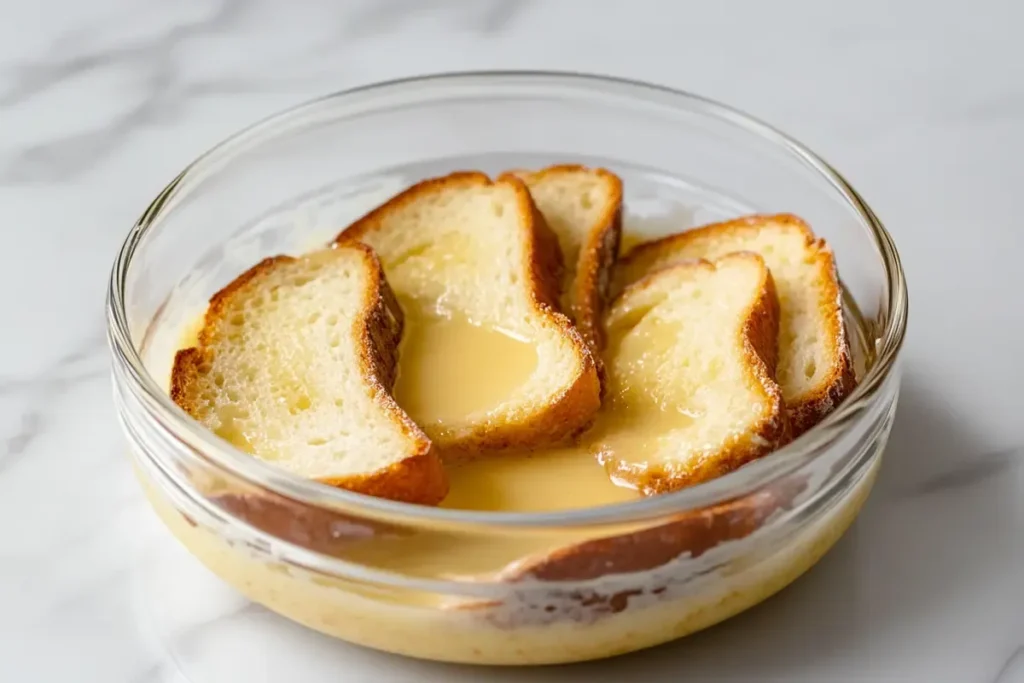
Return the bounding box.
[139,454,882,664]
[390,299,642,511]
[443,448,637,512]
[155,248,880,664]
[168,236,874,581]
[175,284,869,515]
[393,301,538,428]
[388,293,740,511]
[176,302,643,513]
[385,282,872,513]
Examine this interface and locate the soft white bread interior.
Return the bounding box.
[170,244,447,504]
[335,172,601,455]
[595,252,789,494]
[618,214,856,436]
[502,165,623,367]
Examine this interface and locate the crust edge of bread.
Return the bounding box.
[334,171,602,456]
[620,213,857,436]
[498,475,807,586]
[603,253,790,495]
[498,164,625,370]
[170,245,448,506]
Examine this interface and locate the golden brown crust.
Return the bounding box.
[454,475,810,628]
[501,165,624,388]
[336,171,491,244]
[619,213,856,437]
[779,230,857,436]
[319,452,446,505]
[502,475,807,585]
[346,244,447,503]
[521,181,569,314]
[603,254,789,495]
[169,245,447,506]
[335,171,601,456]
[213,493,379,554]
[169,347,205,409]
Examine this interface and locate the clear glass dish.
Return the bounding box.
[107,71,907,666]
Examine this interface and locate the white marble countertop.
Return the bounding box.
[2,0,1023,680]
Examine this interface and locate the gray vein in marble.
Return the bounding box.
[994,646,1024,683]
[911,447,1022,497]
[0,328,107,392]
[0,0,248,184]
[126,661,177,683]
[477,0,532,32]
[173,602,262,644]
[127,603,262,683]
[335,0,530,41]
[1,0,245,105]
[954,90,1024,124]
[39,566,135,621]
[0,382,90,471]
[0,495,133,564]
[1,412,42,465]
[0,330,107,469]
[335,0,427,37]
[0,0,538,185]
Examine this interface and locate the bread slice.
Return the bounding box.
[618,214,856,436]
[595,252,788,495]
[500,165,623,366]
[170,244,447,505]
[335,172,601,455]
[497,477,804,586]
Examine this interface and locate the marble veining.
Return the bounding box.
[911,446,1023,498]
[995,646,1024,683]
[336,0,532,38]
[1,0,1022,680]
[0,332,107,470]
[0,0,247,183]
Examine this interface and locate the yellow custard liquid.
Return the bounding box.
[174,300,642,512]
[389,288,871,513]
[138,454,882,664]
[174,283,870,515]
[390,298,645,511]
[149,245,880,664]
[393,302,535,428]
[442,448,638,512]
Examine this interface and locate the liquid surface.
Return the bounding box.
[173,234,872,514]
[140,162,886,665]
[141,455,880,663]
[594,296,696,474]
[392,302,639,511]
[598,258,772,487]
[393,301,537,427]
[441,448,638,512]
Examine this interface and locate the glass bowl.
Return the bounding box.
[107,71,907,666]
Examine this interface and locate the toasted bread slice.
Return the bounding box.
[595,252,788,495]
[618,214,856,436]
[335,172,601,455]
[501,165,623,365]
[497,476,805,587]
[170,244,447,505]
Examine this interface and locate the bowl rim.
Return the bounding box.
[107,69,908,530]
